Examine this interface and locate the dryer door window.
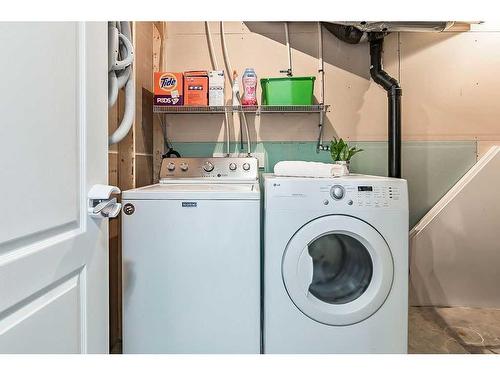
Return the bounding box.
[308,233,373,305]
[282,215,394,326]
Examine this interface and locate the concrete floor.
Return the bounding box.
[114,306,500,354]
[409,306,500,354]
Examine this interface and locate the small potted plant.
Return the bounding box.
[330,138,363,173]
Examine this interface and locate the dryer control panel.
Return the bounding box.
[340,184,402,208]
[160,157,258,182]
[265,175,408,211]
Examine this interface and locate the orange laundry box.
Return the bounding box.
[184,71,209,106]
[154,72,184,106]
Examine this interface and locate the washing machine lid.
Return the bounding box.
[282,214,394,326]
[122,183,260,200]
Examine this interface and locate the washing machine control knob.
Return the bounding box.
[203,161,214,172]
[242,162,251,171]
[167,162,176,171]
[229,162,237,171]
[180,162,189,171]
[330,185,345,200]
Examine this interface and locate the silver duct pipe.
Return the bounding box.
[334,21,455,33]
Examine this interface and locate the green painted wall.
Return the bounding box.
[171,141,477,228]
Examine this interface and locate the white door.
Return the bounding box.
[0,22,109,353]
[282,215,394,326]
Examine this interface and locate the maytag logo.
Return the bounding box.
[182,202,197,208]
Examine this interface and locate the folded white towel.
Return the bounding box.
[274,161,349,178]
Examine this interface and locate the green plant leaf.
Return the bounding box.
[347,147,364,161]
[342,146,349,161]
[330,138,364,161]
[338,139,346,161]
[330,138,343,161]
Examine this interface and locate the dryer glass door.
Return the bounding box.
[282,215,394,326]
[308,233,373,305]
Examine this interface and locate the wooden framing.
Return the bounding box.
[108,21,161,353]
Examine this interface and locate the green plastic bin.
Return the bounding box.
[260,76,316,105]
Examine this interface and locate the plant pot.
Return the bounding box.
[333,161,350,176]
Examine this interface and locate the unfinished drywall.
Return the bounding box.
[410,147,500,308]
[162,22,500,146]
[163,21,398,143]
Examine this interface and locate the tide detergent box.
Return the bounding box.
[184,71,209,106]
[154,72,183,106]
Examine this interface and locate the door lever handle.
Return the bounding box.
[88,184,122,218]
[93,197,121,217]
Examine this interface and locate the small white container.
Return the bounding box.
[208,70,225,106]
[333,161,350,177]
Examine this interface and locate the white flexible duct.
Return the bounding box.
[109,74,135,145]
[220,22,251,156]
[205,22,219,71]
[108,50,131,106]
[108,21,135,145]
[113,33,134,70]
[108,71,118,107]
[220,22,233,87]
[205,22,230,156]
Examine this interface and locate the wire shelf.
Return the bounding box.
[153,104,330,114]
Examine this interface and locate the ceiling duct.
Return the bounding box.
[333,21,455,33]
[322,21,455,44]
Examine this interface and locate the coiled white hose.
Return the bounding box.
[108,21,135,145]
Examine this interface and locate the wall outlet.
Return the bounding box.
[239,152,265,169]
[212,152,266,169]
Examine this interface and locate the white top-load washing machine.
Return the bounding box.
[122,157,261,353]
[263,174,408,353]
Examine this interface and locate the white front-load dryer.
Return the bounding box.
[263,174,408,353]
